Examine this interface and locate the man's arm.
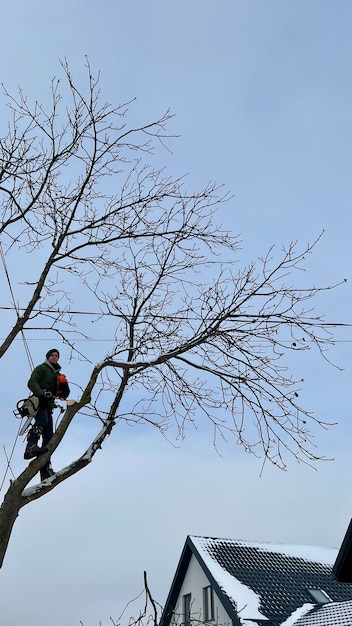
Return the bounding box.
[27,366,45,397]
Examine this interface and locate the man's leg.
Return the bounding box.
[24,407,48,460]
[40,407,55,480]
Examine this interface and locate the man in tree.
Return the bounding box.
[24,349,70,480]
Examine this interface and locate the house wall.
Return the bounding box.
[171,554,232,626]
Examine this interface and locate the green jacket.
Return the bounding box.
[27,361,59,397]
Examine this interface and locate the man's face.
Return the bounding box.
[48,352,59,363]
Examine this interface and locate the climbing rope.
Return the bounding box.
[0,240,35,489]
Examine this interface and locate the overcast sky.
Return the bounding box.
[0,2,352,625]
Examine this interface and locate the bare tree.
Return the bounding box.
[78,570,229,626]
[0,60,345,568]
[90,571,161,626]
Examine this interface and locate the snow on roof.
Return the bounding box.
[191,536,337,566]
[189,536,338,624]
[279,603,315,626]
[290,599,352,626]
[190,536,268,621]
[250,541,337,565]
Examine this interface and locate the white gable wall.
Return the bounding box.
[171,554,232,626]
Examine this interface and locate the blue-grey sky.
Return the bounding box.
[0,2,351,625]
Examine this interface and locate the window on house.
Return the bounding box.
[307,588,332,604]
[203,586,215,621]
[183,593,192,625]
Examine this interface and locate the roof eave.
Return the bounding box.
[189,537,242,626]
[159,536,241,626]
[333,518,352,583]
[159,537,193,626]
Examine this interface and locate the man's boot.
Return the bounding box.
[24,426,47,460]
[24,444,47,459]
[40,463,55,481]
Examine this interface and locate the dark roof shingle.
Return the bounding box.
[190,537,352,625]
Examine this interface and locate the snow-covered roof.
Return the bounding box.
[282,599,352,626]
[191,536,268,622]
[191,535,337,567]
[189,536,345,625]
[160,535,352,626]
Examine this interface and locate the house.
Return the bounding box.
[160,535,352,626]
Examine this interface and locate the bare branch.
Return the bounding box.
[0,60,346,568]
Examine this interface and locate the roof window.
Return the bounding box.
[307,588,332,604]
